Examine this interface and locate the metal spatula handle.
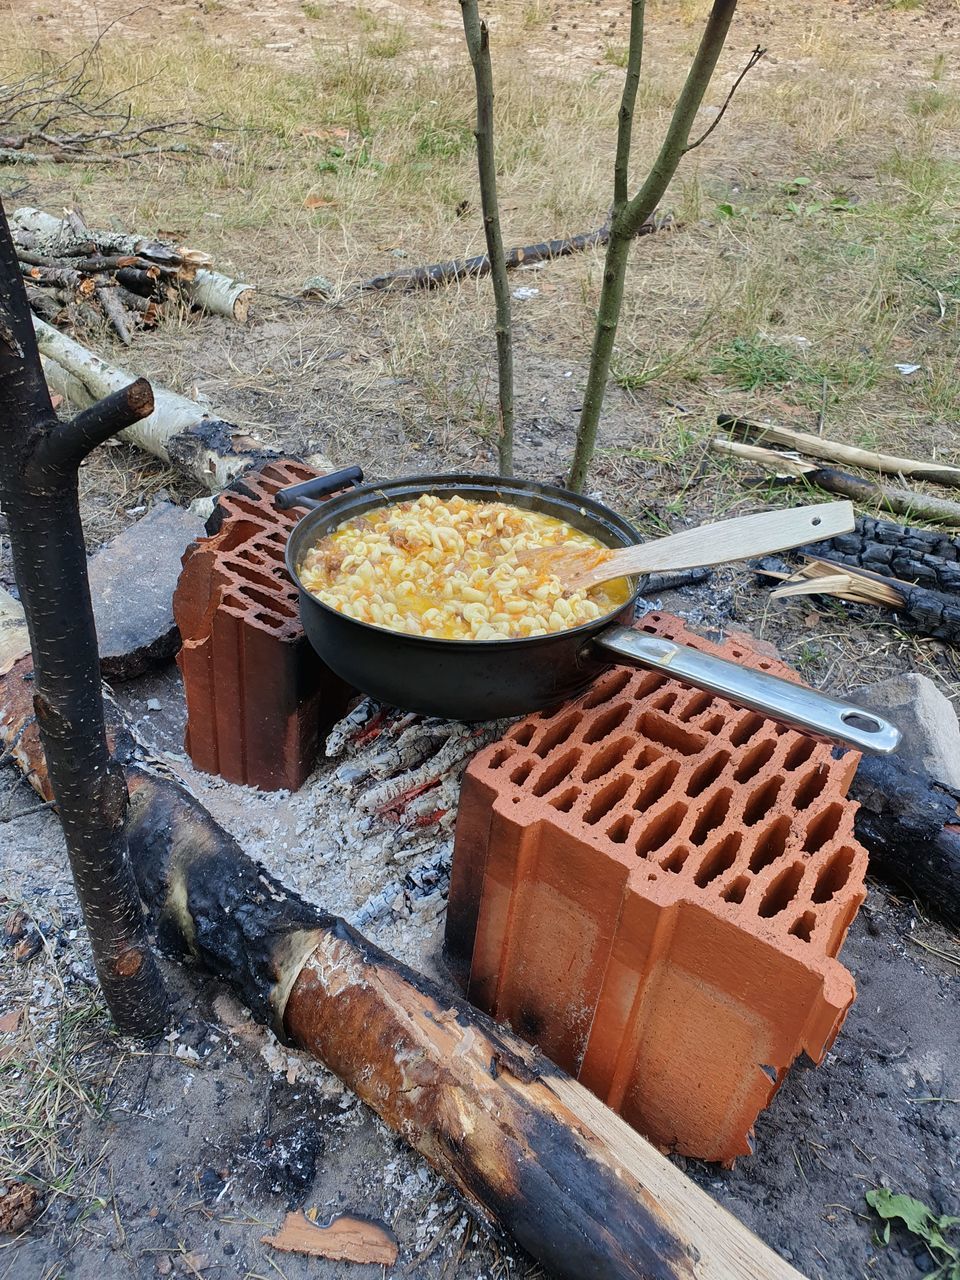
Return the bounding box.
[592,627,901,755]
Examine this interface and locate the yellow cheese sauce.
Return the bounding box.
[299,493,631,641]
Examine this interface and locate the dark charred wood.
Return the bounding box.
[328,218,662,297]
[115,265,163,296]
[20,262,84,290]
[0,197,167,1034]
[28,378,154,484]
[850,755,960,932]
[23,284,63,323]
[798,515,960,585]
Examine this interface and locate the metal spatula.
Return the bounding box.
[524,501,854,590]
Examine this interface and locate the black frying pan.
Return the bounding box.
[277,469,900,754]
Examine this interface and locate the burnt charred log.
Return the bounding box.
[0,198,167,1035]
[850,755,960,932]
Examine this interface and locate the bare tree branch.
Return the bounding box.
[683,44,765,155]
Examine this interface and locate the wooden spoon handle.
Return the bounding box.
[577,501,855,588]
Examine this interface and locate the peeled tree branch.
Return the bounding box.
[460,0,514,476]
[0,196,167,1034]
[568,1,762,491]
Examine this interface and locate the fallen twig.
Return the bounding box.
[717,413,960,489]
[711,436,960,526]
[303,220,665,299]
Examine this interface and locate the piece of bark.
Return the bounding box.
[850,755,960,932]
[261,1212,398,1265]
[88,502,206,679]
[0,647,805,1280]
[717,414,960,489]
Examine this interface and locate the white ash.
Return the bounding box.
[177,696,510,967]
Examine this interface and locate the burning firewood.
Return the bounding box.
[11,206,253,341]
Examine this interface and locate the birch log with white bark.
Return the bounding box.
[33,317,277,490]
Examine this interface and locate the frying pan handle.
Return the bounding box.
[592,626,901,755]
[275,466,364,511]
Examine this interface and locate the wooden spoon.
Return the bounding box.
[524,501,855,591]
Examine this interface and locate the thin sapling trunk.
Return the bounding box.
[0,197,167,1035]
[461,0,515,475]
[568,0,761,491]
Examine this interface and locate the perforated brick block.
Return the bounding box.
[174,460,352,791]
[445,612,867,1164]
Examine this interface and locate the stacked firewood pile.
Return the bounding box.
[12,206,252,344]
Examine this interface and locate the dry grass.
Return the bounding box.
[0,897,119,1210]
[0,0,957,575]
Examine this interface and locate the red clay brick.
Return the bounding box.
[445,612,867,1164]
[174,460,353,791]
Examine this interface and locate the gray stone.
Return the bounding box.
[848,671,960,789]
[89,502,205,681]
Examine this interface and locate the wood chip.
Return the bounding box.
[261,1211,398,1266]
[0,1008,22,1034]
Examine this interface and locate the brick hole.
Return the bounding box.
[634,801,687,857]
[549,786,580,813]
[689,787,732,845]
[265,530,287,546]
[676,690,713,722]
[581,735,633,784]
[251,611,285,631]
[783,736,817,771]
[510,759,535,786]
[241,586,297,618]
[729,648,745,659]
[583,774,633,825]
[729,712,765,748]
[532,711,581,757]
[660,846,691,874]
[510,723,536,747]
[686,750,732,798]
[693,832,741,887]
[700,713,727,734]
[636,711,706,756]
[742,774,784,826]
[748,816,791,871]
[633,758,681,812]
[531,748,580,797]
[633,670,670,697]
[757,862,806,918]
[633,743,665,770]
[582,701,631,745]
[649,688,679,712]
[733,738,777,783]
[224,497,271,522]
[581,669,633,707]
[793,764,829,811]
[789,910,817,942]
[722,875,750,904]
[606,814,634,844]
[811,845,855,902]
[802,803,844,855]
[758,661,773,671]
[487,745,516,769]
[229,559,293,597]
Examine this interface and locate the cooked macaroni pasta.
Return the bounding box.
[299,494,630,640]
